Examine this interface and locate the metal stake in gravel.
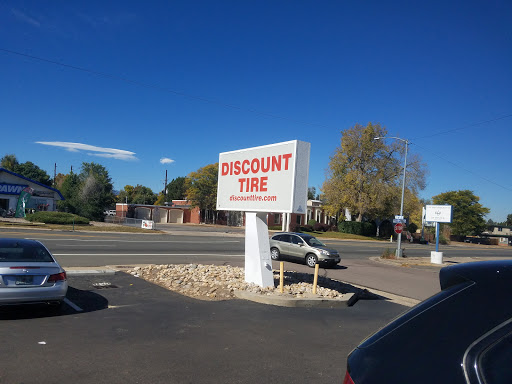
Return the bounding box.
[280,262,284,293]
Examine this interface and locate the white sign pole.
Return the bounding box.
[245,212,274,287]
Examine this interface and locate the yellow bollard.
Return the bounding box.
[390,235,393,243]
[280,261,284,293]
[313,263,319,295]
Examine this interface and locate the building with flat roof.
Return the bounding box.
[0,167,64,214]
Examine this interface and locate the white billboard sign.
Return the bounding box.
[216,140,310,213]
[425,205,453,223]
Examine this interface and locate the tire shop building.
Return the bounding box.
[0,167,64,214]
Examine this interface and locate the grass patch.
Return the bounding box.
[0,219,163,233]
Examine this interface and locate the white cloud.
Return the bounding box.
[11,8,41,27]
[160,158,175,165]
[36,141,137,161]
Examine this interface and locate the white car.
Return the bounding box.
[0,238,68,307]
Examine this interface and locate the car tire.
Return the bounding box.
[270,247,280,261]
[305,254,318,268]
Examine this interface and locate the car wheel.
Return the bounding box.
[305,254,318,268]
[270,247,280,261]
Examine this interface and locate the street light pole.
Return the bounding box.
[374,136,409,258]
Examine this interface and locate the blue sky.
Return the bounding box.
[1,1,511,221]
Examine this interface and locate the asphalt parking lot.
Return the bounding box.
[1,272,406,384]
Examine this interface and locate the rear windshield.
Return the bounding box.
[0,244,54,263]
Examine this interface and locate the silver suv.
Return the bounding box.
[269,232,341,268]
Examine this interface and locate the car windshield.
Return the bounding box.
[304,236,325,247]
[0,243,54,263]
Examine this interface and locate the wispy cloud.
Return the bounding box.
[11,8,41,27]
[160,158,175,165]
[36,141,137,161]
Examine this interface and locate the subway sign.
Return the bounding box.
[0,183,28,195]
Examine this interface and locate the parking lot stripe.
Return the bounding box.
[64,298,83,312]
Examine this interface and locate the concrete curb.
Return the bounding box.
[66,267,118,276]
[234,290,358,308]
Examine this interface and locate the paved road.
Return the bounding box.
[2,227,511,301]
[0,273,406,384]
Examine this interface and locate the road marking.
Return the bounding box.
[25,238,240,243]
[63,298,83,312]
[55,253,245,257]
[58,244,117,247]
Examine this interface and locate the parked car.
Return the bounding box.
[269,232,340,267]
[343,260,512,384]
[0,238,68,307]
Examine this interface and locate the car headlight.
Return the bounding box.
[320,249,330,256]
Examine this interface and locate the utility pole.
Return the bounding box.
[374,136,409,258]
[53,163,57,188]
[164,170,168,203]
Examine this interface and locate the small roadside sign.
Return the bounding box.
[394,223,404,234]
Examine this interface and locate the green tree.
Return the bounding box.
[308,186,318,200]
[57,172,81,214]
[131,185,157,205]
[58,163,115,221]
[1,155,52,186]
[14,161,52,186]
[166,177,187,200]
[77,162,115,220]
[185,163,218,223]
[1,154,18,171]
[322,122,427,222]
[432,190,490,237]
[117,185,135,204]
[507,214,512,227]
[117,185,157,205]
[155,176,187,205]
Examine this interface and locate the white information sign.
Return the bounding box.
[216,140,310,214]
[425,205,453,223]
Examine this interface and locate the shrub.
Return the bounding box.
[439,235,449,245]
[307,219,317,227]
[301,225,314,232]
[381,248,395,259]
[313,222,331,232]
[338,221,376,236]
[26,211,90,225]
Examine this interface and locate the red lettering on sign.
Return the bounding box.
[223,153,293,177]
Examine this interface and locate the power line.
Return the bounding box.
[411,114,512,141]
[412,142,512,193]
[0,47,330,129]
